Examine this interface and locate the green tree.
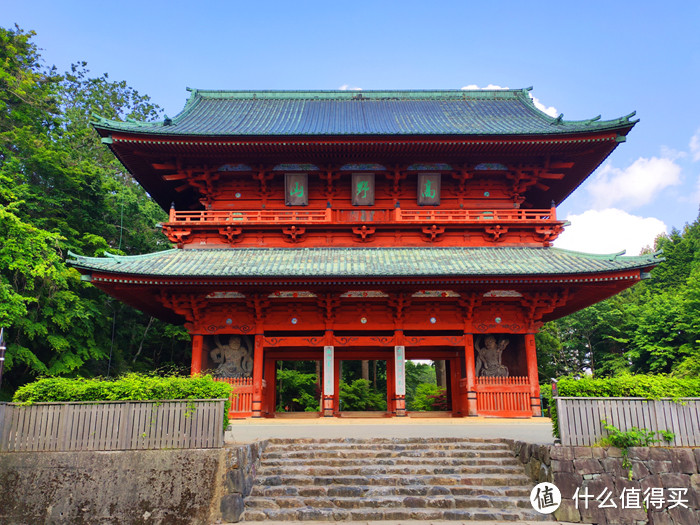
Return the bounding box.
[339,379,387,411]
[540,211,700,379]
[0,25,188,396]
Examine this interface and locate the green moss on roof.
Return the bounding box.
[92,88,637,138]
[67,247,658,279]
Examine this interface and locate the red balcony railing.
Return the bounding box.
[166,207,557,226]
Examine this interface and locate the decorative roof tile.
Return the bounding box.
[92,89,637,138]
[68,247,658,279]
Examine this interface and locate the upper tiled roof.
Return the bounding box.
[68,247,658,279]
[92,89,637,138]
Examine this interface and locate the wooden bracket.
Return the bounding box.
[159,292,208,325]
[282,225,306,243]
[484,225,508,242]
[246,294,270,326]
[161,226,192,248]
[521,290,569,324]
[352,225,376,242]
[319,170,341,199]
[535,224,565,245]
[384,167,407,198]
[317,293,341,325]
[253,169,274,195]
[218,226,243,245]
[388,293,411,326]
[421,225,445,242]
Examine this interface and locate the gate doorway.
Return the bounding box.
[274,360,321,415]
[338,359,387,415]
[404,360,448,415]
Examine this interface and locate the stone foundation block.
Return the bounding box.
[550,445,575,461]
[671,448,697,474]
[553,499,582,523]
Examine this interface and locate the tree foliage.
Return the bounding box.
[537,212,700,381]
[0,25,187,399]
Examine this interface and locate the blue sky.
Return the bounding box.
[5,1,700,255]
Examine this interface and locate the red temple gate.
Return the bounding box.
[70,89,658,418]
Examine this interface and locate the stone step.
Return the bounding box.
[241,506,550,521]
[255,473,532,487]
[264,441,512,452]
[249,483,531,499]
[245,494,533,510]
[262,448,515,460]
[266,437,509,445]
[257,463,526,476]
[261,456,521,467]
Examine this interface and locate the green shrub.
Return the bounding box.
[275,369,320,412]
[339,379,387,411]
[598,420,673,478]
[410,383,447,411]
[13,373,232,428]
[550,374,700,438]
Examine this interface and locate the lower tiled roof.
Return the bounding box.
[67,247,659,279]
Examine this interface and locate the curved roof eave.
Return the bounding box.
[91,88,638,139]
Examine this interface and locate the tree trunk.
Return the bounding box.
[132,316,154,363]
[362,360,370,381]
[435,360,447,388]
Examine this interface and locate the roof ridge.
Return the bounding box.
[550,246,658,261]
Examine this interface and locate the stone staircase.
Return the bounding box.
[241,437,550,521]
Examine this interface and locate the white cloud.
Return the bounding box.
[461,85,558,117]
[587,157,682,210]
[339,84,362,91]
[531,96,558,117]
[690,128,700,161]
[660,145,687,161]
[554,209,666,255]
[461,84,508,90]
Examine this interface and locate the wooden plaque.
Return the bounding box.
[417,173,441,206]
[351,173,375,206]
[285,173,308,206]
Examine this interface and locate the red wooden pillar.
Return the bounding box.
[449,356,462,417]
[525,333,542,416]
[263,358,276,417]
[252,334,264,418]
[386,356,396,416]
[190,334,203,376]
[461,333,478,416]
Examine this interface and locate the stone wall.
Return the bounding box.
[509,440,700,525]
[0,441,267,525]
[0,449,223,524]
[217,440,268,522]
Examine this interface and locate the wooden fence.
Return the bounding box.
[0,399,225,452]
[555,397,700,447]
[213,377,254,418]
[475,376,531,417]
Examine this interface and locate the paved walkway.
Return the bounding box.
[225,416,555,444]
[220,493,578,524]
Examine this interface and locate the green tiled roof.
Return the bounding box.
[68,247,658,279]
[92,88,637,138]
